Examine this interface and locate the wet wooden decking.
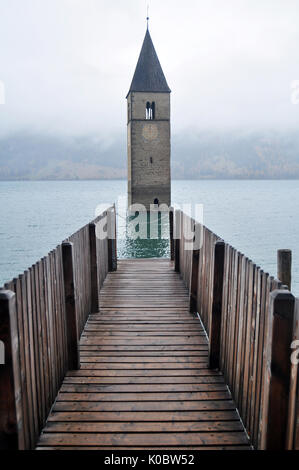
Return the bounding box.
[37,259,251,450]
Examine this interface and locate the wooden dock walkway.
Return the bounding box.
[1,208,298,450]
[37,259,251,450]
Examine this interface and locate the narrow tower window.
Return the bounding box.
[146,101,151,120]
[146,101,155,120]
[151,102,155,119]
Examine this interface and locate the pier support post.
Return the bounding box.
[277,249,292,291]
[174,210,181,273]
[209,241,225,369]
[62,242,80,370]
[0,290,23,449]
[189,220,199,313]
[89,223,99,313]
[169,207,174,261]
[189,248,200,314]
[261,289,296,449]
[113,204,118,271]
[107,208,117,272]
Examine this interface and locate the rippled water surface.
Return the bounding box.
[0,180,298,295]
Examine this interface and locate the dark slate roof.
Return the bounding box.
[127,29,171,96]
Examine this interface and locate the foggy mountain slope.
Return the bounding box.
[172,131,299,179]
[0,134,127,180]
[0,131,299,180]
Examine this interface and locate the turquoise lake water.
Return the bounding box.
[0,179,298,296]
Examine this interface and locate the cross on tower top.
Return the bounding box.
[146,4,149,29]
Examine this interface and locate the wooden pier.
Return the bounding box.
[0,207,298,450]
[37,259,250,450]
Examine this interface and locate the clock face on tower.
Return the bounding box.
[142,124,159,141]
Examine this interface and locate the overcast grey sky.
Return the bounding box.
[0,0,299,138]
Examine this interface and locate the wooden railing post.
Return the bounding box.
[113,204,118,271]
[62,242,80,370]
[0,290,23,449]
[292,298,299,450]
[261,289,296,449]
[209,241,225,369]
[189,250,200,314]
[189,227,200,313]
[169,207,174,261]
[107,208,117,272]
[277,249,292,291]
[174,210,181,273]
[89,223,99,313]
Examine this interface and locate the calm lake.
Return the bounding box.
[0,179,298,296]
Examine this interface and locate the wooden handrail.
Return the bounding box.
[0,206,117,449]
[174,209,298,450]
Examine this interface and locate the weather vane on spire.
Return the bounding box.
[146,4,149,29]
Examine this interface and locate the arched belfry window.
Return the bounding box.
[151,102,155,119]
[146,101,156,120]
[146,102,151,120]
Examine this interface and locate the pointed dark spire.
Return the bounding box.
[127,29,171,97]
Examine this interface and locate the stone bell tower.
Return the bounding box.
[127,26,171,210]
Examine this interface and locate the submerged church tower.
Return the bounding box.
[127,26,171,209]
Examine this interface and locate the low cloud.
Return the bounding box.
[0,0,299,139]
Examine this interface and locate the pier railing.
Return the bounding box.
[172,209,299,450]
[0,206,117,449]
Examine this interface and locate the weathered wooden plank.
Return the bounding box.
[53,399,237,412]
[66,369,219,377]
[60,383,228,393]
[79,345,208,351]
[63,376,224,384]
[44,420,243,433]
[79,363,209,370]
[79,350,208,355]
[38,431,250,447]
[56,391,232,401]
[15,275,31,449]
[47,409,239,422]
[80,338,208,346]
[79,355,208,363]
[21,272,34,448]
